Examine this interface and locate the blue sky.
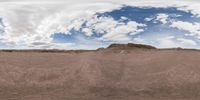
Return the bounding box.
[51,6,200,49]
[0,0,200,49]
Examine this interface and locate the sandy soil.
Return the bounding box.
[0,49,200,100]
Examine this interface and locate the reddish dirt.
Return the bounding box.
[0,47,200,100]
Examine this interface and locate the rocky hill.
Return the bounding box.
[107,43,157,50]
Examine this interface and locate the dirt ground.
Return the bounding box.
[0,49,200,100]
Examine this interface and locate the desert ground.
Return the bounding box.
[0,44,200,100]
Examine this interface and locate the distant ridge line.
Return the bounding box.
[0,43,199,53]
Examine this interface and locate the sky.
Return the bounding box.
[0,0,200,49]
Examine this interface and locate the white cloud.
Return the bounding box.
[156,36,198,48]
[155,13,169,24]
[29,42,74,49]
[81,16,146,42]
[157,36,178,48]
[170,21,200,37]
[0,2,122,48]
[132,37,148,44]
[177,38,197,46]
[82,28,93,36]
[0,20,3,29]
[145,13,172,24]
[120,16,128,21]
[144,17,154,22]
[0,0,200,49]
[0,20,4,34]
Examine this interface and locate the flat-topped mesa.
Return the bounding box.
[106,43,157,50]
